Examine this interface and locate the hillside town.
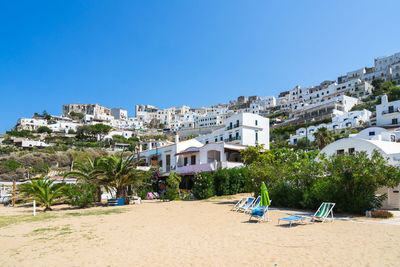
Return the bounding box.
[1,51,400,211]
[2,51,400,144]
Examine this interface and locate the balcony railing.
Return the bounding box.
[226,123,240,130]
[224,136,241,142]
[382,108,400,115]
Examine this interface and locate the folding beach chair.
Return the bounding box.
[312,202,335,223]
[246,196,261,214]
[231,197,247,211]
[237,197,255,213]
[248,204,271,223]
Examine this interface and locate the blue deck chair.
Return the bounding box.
[246,196,261,214]
[237,197,255,213]
[231,197,247,211]
[248,203,271,223]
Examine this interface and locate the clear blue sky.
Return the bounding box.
[1,0,399,133]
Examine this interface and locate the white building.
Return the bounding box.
[138,113,269,175]
[289,109,372,145]
[195,113,269,148]
[15,118,48,131]
[47,121,80,133]
[376,95,400,127]
[111,108,128,121]
[13,139,52,149]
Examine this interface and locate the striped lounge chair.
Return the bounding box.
[312,202,335,223]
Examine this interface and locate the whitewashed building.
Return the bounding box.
[376,95,400,127]
[289,109,372,145]
[138,113,269,175]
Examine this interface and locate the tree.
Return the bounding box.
[90,124,113,141]
[165,172,181,200]
[321,151,400,213]
[76,124,112,141]
[18,177,67,211]
[313,127,334,150]
[95,153,149,199]
[37,126,53,134]
[64,157,103,201]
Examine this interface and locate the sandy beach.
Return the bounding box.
[1,196,400,267]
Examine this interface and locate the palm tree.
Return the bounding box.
[64,157,102,201]
[95,152,148,199]
[313,127,334,150]
[18,177,67,211]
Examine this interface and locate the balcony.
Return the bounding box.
[382,109,400,115]
[224,136,241,142]
[226,123,240,130]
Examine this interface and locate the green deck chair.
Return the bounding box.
[312,202,335,223]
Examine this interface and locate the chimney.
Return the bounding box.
[147,140,152,150]
[175,132,179,144]
[382,94,388,104]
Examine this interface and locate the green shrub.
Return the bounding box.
[65,183,96,208]
[240,146,400,214]
[165,173,181,201]
[137,185,152,200]
[213,169,230,196]
[269,180,303,208]
[192,172,215,199]
[371,210,393,219]
[227,167,249,195]
[0,159,21,172]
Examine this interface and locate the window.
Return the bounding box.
[389,106,394,113]
[392,118,398,125]
[348,148,355,154]
[255,132,258,142]
[255,120,258,126]
[336,149,345,155]
[215,138,218,142]
[369,131,375,136]
[191,155,196,165]
[184,157,188,166]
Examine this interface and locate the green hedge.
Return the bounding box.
[192,167,250,199]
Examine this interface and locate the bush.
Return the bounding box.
[192,172,215,199]
[165,173,181,201]
[269,180,303,208]
[213,169,230,196]
[240,146,400,214]
[213,168,249,196]
[65,183,97,208]
[371,210,393,219]
[37,126,53,134]
[137,185,153,200]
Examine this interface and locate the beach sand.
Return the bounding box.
[1,196,400,267]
